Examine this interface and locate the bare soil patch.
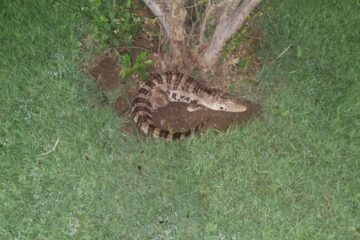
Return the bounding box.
[84,50,121,91]
[85,51,260,138]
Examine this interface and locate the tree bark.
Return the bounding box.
[199,0,261,67]
[142,0,187,62]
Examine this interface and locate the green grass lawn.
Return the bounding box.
[1,0,359,239]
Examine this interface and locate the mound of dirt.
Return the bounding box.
[85,51,121,91]
[85,52,260,139]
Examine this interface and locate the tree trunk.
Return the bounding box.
[142,0,261,70]
[142,0,187,63]
[199,0,261,67]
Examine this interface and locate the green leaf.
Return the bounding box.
[144,60,153,65]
